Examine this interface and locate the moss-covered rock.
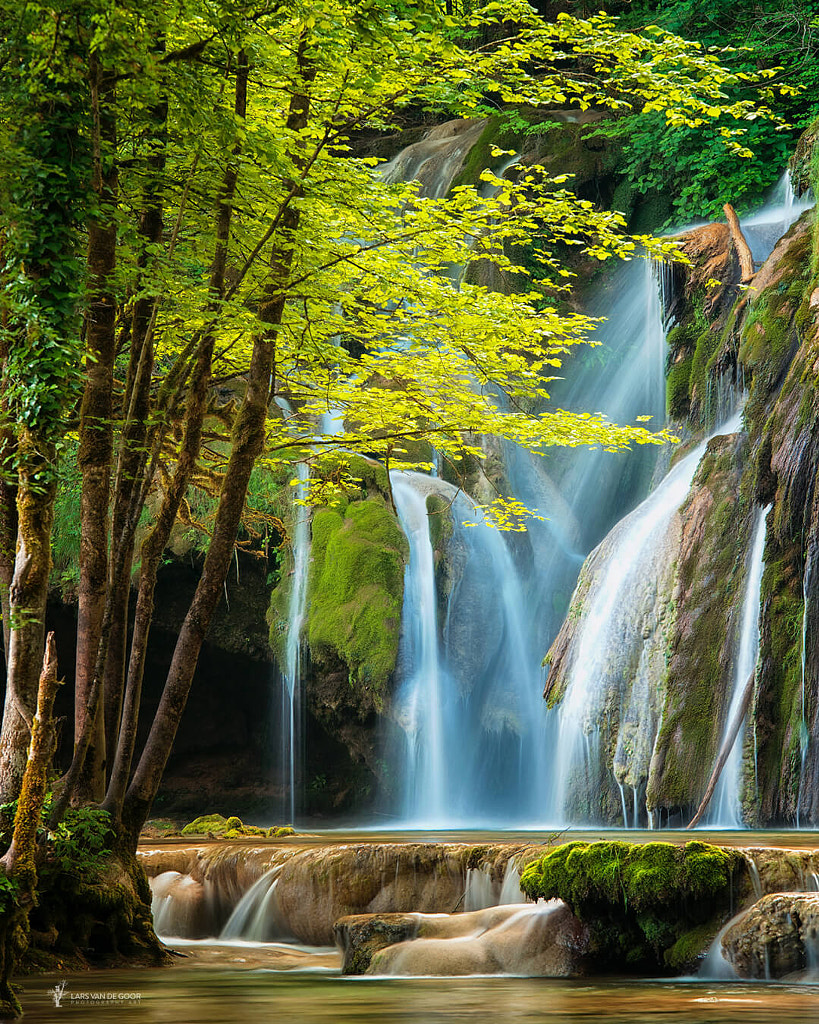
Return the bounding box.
[307,499,408,702]
[647,432,752,818]
[180,814,272,838]
[519,840,743,972]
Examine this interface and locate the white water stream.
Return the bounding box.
[708,507,770,827]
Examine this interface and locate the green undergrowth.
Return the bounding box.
[520,840,742,972]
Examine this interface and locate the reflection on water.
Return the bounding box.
[16,963,819,1024]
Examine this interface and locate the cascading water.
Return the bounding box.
[389,471,550,825]
[707,506,769,827]
[390,473,448,825]
[546,412,742,824]
[741,171,813,266]
[281,459,310,823]
[504,258,669,652]
[273,397,311,823]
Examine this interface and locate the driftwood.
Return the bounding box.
[723,203,755,283]
[686,670,755,829]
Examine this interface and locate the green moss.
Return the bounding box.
[180,814,229,836]
[180,814,267,838]
[426,493,453,555]
[449,115,528,192]
[306,499,408,701]
[520,840,741,972]
[648,438,751,812]
[754,544,805,817]
[666,355,693,420]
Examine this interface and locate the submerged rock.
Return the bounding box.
[335,901,589,976]
[722,892,819,978]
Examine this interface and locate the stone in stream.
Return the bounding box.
[334,902,590,976]
[721,892,819,978]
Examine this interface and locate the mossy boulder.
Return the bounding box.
[307,498,408,702]
[519,840,743,972]
[180,814,271,838]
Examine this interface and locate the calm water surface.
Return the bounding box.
[17,961,819,1024]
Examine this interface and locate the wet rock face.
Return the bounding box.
[335,902,590,977]
[722,892,819,978]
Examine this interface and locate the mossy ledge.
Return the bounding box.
[307,498,408,704]
[519,840,743,973]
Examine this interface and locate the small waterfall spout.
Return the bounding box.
[707,506,769,827]
[389,471,550,825]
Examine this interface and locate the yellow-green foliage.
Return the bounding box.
[307,498,408,700]
[520,840,741,971]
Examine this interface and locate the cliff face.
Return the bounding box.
[543,173,819,825]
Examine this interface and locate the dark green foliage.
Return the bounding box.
[603,0,819,226]
[520,840,741,971]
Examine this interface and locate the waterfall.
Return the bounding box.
[273,396,311,824]
[796,557,813,827]
[548,412,743,823]
[707,507,769,827]
[504,259,668,655]
[389,473,448,824]
[740,170,813,266]
[390,471,550,825]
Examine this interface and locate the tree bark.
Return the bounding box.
[723,203,755,283]
[0,633,59,1019]
[0,431,57,805]
[74,50,118,802]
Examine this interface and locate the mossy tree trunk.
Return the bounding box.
[0,432,57,806]
[0,633,60,1018]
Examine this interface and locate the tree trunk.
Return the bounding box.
[0,431,57,805]
[119,42,312,847]
[723,203,755,283]
[103,55,247,819]
[74,52,118,802]
[0,634,60,1018]
[102,93,166,772]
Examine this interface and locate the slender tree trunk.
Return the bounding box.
[118,42,312,846]
[0,634,60,1019]
[102,94,166,772]
[723,203,755,283]
[0,432,57,804]
[74,52,118,802]
[686,670,755,829]
[0,282,18,667]
[102,55,247,818]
